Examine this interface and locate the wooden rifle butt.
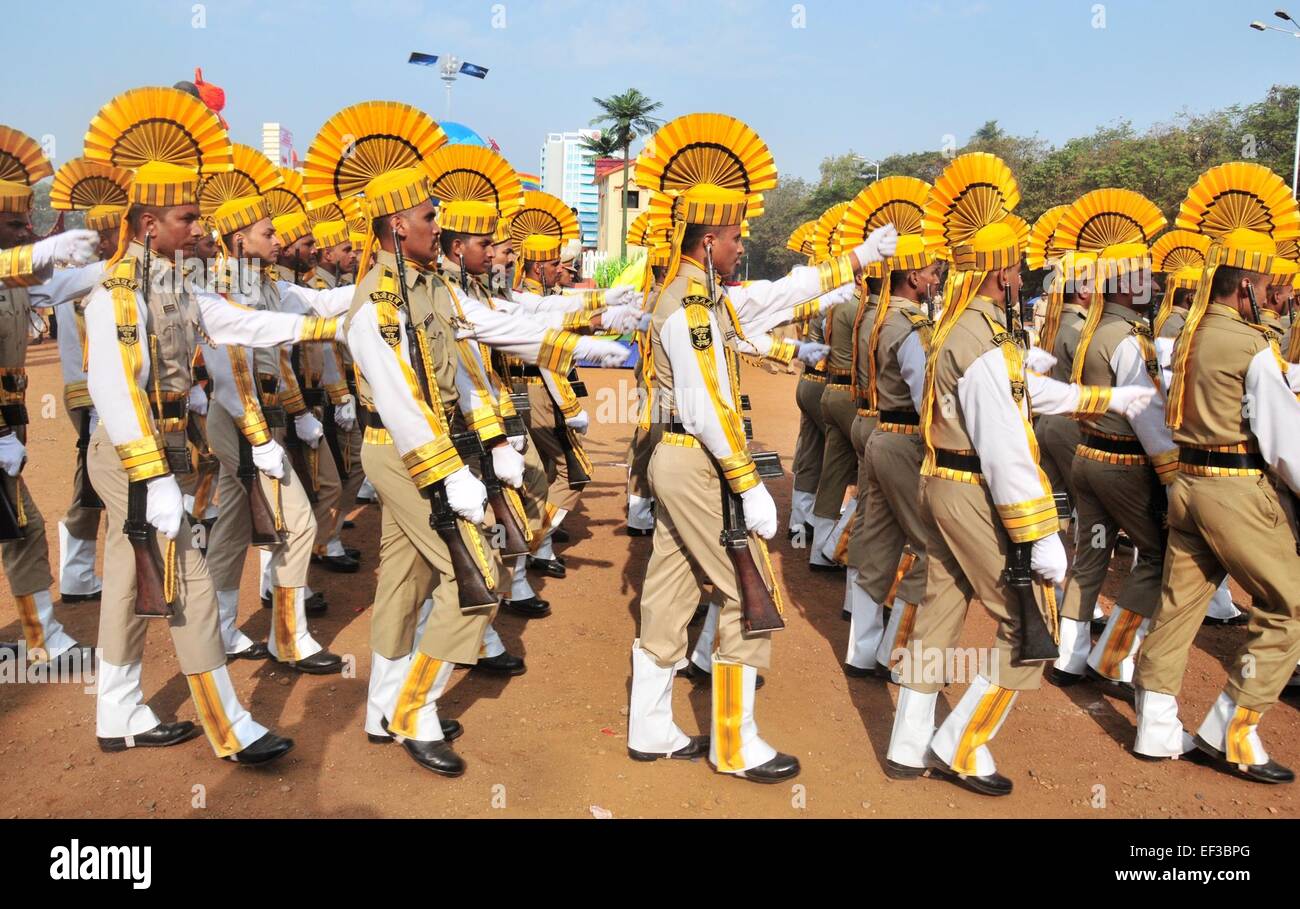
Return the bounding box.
[125,481,175,618]
[427,484,497,612]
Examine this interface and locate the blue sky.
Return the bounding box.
[6,0,1300,182]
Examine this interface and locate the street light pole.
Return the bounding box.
[1252,11,1300,195]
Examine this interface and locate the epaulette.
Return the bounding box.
[103,257,138,292]
[684,277,713,307]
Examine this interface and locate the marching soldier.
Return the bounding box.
[47,157,137,604]
[886,153,1155,796]
[839,177,942,678]
[1045,190,1171,692]
[1133,162,1300,783]
[80,86,340,762]
[0,125,103,663]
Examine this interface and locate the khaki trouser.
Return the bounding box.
[851,428,927,604]
[64,407,103,541]
[899,476,1046,694]
[527,382,582,514]
[1,473,52,597]
[813,385,858,520]
[1135,473,1300,712]
[362,439,493,664]
[204,402,316,591]
[331,424,365,539]
[626,420,663,502]
[1035,414,1079,501]
[298,430,341,550]
[844,413,876,568]
[792,376,827,495]
[1061,455,1165,622]
[521,435,550,532]
[86,427,225,674]
[641,441,774,670]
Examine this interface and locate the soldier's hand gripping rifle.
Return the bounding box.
[470,438,531,559]
[395,228,497,612]
[126,236,177,618]
[1003,283,1058,662]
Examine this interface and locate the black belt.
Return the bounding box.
[263,405,287,429]
[878,408,919,426]
[516,365,542,379]
[667,420,689,435]
[802,365,827,379]
[151,399,188,421]
[258,377,280,396]
[363,409,385,431]
[828,370,852,387]
[1,374,27,393]
[1081,433,1146,456]
[0,404,28,427]
[1179,448,1267,471]
[302,387,326,407]
[935,449,982,474]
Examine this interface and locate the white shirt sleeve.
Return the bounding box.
[83,285,155,448]
[959,347,1052,510]
[662,306,745,463]
[729,266,824,333]
[55,300,87,389]
[275,281,354,317]
[346,304,442,459]
[1246,347,1300,496]
[203,342,253,422]
[898,331,927,412]
[27,263,107,310]
[195,293,321,347]
[1111,334,1175,458]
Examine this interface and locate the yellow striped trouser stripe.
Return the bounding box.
[885,551,918,606]
[273,586,299,661]
[1097,608,1143,679]
[890,603,919,664]
[1226,706,1261,766]
[391,653,443,739]
[187,671,241,757]
[15,594,44,653]
[713,661,746,773]
[953,685,1015,775]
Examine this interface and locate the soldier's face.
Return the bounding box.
[149,204,202,258]
[397,200,439,264]
[458,235,494,274]
[237,217,280,264]
[707,226,744,277]
[334,241,357,273]
[915,262,942,300]
[0,213,35,249]
[96,226,120,260]
[283,236,315,271]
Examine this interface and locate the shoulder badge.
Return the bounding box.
[379,323,401,348]
[117,323,139,346]
[370,289,402,308]
[690,321,713,351]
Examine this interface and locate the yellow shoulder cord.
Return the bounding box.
[1069,298,1105,384]
[1130,322,1165,397]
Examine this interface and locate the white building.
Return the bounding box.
[262,122,296,167]
[539,129,600,248]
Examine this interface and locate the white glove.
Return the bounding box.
[0,433,26,477]
[574,336,632,368]
[444,464,487,524]
[187,384,209,416]
[604,286,644,309]
[853,223,899,267]
[599,304,643,334]
[817,283,857,312]
[491,443,526,488]
[566,410,590,434]
[1024,346,1057,374]
[795,340,831,367]
[1030,533,1068,585]
[334,395,357,432]
[252,439,286,479]
[145,475,185,540]
[635,311,653,332]
[1107,385,1157,420]
[739,483,778,540]
[32,229,99,271]
[294,411,324,449]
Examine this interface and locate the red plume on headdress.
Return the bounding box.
[193,67,228,129]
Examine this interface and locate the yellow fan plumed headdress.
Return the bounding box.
[0,125,53,215]
[840,176,938,411]
[810,202,850,264]
[635,113,777,288]
[1026,204,1090,352]
[424,144,524,236]
[1051,188,1166,382]
[1167,161,1300,427]
[82,85,233,264]
[509,190,578,289]
[303,101,449,277]
[198,143,282,238]
[786,219,817,263]
[1149,229,1211,335]
[49,156,133,232]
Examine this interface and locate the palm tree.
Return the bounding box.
[579,131,622,159]
[591,89,664,256]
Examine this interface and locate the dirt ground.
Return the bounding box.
[2,338,1298,820]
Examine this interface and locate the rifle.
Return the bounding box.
[459,434,531,558]
[395,228,497,613]
[320,398,347,476]
[551,402,593,491]
[125,236,176,618]
[186,415,220,519]
[237,433,285,546]
[73,408,103,510]
[282,405,319,504]
[1144,288,1169,550]
[0,474,21,541]
[1002,283,1059,662]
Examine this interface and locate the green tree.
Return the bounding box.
[590,88,664,257]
